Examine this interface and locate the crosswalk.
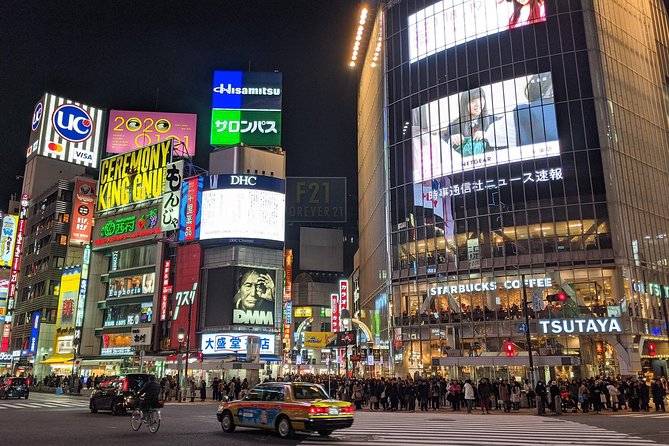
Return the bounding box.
[299,412,666,446]
[610,412,669,419]
[0,396,90,411]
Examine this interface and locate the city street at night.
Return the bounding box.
[2,1,669,445]
[2,393,668,446]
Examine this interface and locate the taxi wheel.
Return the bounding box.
[276,416,293,439]
[221,411,236,433]
[90,400,98,414]
[318,430,333,437]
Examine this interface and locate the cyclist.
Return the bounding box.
[138,375,161,417]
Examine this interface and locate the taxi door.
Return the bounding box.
[236,388,263,426]
[255,385,285,428]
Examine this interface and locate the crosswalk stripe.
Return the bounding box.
[298,414,660,446]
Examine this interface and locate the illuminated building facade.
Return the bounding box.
[357,0,669,380]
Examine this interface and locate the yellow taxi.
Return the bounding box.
[216,382,354,438]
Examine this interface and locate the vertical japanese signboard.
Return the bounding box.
[331,293,340,333]
[339,279,349,313]
[169,243,202,349]
[54,267,81,355]
[160,260,172,322]
[283,249,293,358]
[0,214,18,267]
[162,160,183,232]
[28,311,41,356]
[70,178,97,245]
[178,176,203,242]
[2,194,28,352]
[74,244,91,349]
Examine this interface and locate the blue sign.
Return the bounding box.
[517,323,528,333]
[212,71,282,111]
[178,176,203,242]
[28,311,41,355]
[52,104,93,142]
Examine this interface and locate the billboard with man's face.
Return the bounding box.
[204,266,278,328]
[233,267,276,326]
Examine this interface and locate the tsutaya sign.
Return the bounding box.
[539,318,622,335]
[430,277,553,296]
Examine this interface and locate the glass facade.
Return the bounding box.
[360,0,669,379]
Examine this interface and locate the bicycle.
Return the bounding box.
[131,399,162,433]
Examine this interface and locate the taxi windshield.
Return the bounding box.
[293,384,329,400]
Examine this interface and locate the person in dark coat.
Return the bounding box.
[477,378,492,414]
[199,379,207,401]
[651,378,666,412]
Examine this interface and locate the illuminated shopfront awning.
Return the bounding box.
[40,355,75,364]
[435,355,579,367]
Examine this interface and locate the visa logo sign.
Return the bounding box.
[74,150,94,161]
[53,104,93,143]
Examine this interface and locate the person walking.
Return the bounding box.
[464,379,475,414]
[535,380,547,415]
[523,379,535,408]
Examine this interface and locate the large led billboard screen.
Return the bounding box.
[408,0,546,63]
[106,110,197,156]
[200,174,285,244]
[27,93,105,168]
[412,72,558,182]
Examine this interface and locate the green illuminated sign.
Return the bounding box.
[210,110,281,146]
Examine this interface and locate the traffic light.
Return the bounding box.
[648,342,656,357]
[503,340,516,357]
[546,291,568,303]
[198,351,204,362]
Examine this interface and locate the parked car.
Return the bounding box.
[0,377,30,399]
[89,373,154,415]
[216,382,354,439]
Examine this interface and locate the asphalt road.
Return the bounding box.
[1,393,668,446]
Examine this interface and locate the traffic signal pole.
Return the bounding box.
[522,274,535,386]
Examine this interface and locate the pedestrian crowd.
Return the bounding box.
[272,373,668,415]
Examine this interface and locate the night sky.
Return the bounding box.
[0,0,361,215]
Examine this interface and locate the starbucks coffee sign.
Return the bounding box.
[538,318,622,335]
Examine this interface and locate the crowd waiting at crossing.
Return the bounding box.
[276,373,668,415]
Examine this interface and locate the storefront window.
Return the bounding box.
[103,302,153,327]
[110,245,157,271]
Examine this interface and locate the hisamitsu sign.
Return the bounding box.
[538,318,622,335]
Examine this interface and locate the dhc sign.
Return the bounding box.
[538,318,622,335]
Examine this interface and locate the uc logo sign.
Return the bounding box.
[53,104,93,142]
[31,102,43,131]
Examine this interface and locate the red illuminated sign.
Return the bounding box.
[70,177,97,245]
[169,244,202,349]
[339,279,349,312]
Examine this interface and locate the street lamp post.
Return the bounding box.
[521,274,535,386]
[177,328,185,402]
[183,299,193,402]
